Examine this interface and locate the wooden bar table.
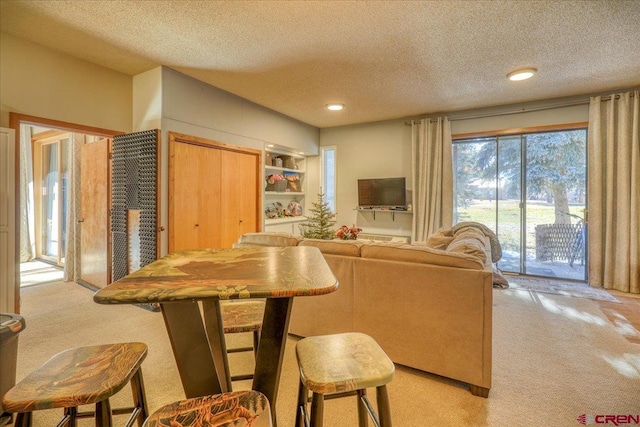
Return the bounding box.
[94,246,338,426]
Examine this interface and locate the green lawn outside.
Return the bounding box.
[456,199,585,256]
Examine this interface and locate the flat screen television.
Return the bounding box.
[357,177,407,209]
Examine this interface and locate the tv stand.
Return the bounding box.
[355,207,412,221]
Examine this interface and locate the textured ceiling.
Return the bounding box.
[2,0,640,128]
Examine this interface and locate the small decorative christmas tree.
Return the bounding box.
[300,192,335,239]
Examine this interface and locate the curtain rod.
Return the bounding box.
[404,92,636,125]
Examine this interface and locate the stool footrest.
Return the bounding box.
[230,373,254,381]
[75,405,137,419]
[361,394,381,427]
[54,414,71,427]
[123,406,142,427]
[324,390,358,400]
[227,346,254,354]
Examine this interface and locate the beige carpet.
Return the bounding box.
[7,281,640,426]
[19,261,64,287]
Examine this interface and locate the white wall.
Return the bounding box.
[161,68,319,154]
[154,68,321,254]
[320,120,413,237]
[320,101,591,238]
[0,32,132,132]
[133,67,162,132]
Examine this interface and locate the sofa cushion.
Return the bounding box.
[298,239,364,257]
[360,242,484,270]
[424,228,455,250]
[451,226,486,243]
[233,232,300,247]
[446,228,488,265]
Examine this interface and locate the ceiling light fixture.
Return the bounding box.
[507,68,537,81]
[326,103,344,111]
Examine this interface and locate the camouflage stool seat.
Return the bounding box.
[142,391,272,427]
[295,332,395,427]
[220,300,265,384]
[2,342,148,427]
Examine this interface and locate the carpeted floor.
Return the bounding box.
[7,280,640,426]
[19,260,64,287]
[506,276,619,302]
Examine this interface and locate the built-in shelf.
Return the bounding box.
[265,165,305,174]
[356,208,413,221]
[264,146,308,234]
[265,191,305,196]
[265,216,307,225]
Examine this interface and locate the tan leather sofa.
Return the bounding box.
[234,227,493,397]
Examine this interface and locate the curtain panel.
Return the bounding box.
[411,118,453,242]
[63,134,82,282]
[588,90,640,294]
[19,125,35,262]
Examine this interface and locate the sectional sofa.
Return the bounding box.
[233,225,495,397]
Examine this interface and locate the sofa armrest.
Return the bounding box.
[233,232,301,248]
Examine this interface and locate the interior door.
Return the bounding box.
[169,141,222,252]
[80,138,110,288]
[169,133,261,252]
[220,150,259,247]
[0,127,17,313]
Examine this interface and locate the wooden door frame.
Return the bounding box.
[9,113,123,311]
[168,132,263,251]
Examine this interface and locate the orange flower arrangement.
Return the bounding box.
[335,224,362,240]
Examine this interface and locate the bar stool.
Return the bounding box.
[295,332,395,427]
[220,300,265,383]
[142,390,272,426]
[2,342,148,427]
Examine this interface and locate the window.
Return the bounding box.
[321,146,337,214]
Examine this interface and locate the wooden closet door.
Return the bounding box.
[169,141,221,252]
[220,150,259,247]
[80,138,110,288]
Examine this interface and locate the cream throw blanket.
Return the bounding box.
[451,221,502,263]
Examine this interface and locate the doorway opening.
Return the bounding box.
[11,113,119,290]
[453,126,588,281]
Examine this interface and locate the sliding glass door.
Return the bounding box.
[453,128,587,281]
[35,134,70,266]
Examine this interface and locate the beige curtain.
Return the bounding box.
[19,125,35,262]
[588,90,639,294]
[411,118,453,242]
[63,134,82,282]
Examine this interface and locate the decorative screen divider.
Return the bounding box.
[111,130,160,293]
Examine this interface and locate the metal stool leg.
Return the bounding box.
[357,389,369,427]
[253,330,260,356]
[295,381,308,427]
[130,368,148,427]
[62,407,78,427]
[310,392,324,427]
[95,399,112,427]
[14,412,32,427]
[376,385,392,427]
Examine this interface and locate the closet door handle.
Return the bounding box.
[77,219,85,223]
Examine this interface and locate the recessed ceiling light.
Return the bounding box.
[266,144,274,148]
[507,68,537,81]
[326,103,344,111]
